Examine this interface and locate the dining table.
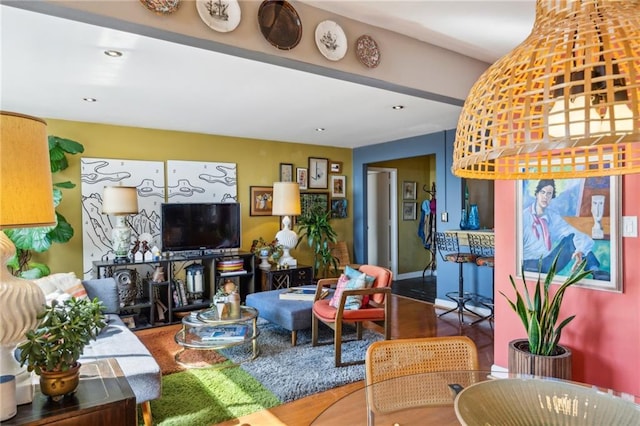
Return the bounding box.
[310,370,640,425]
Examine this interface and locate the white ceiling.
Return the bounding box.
[0,1,535,149]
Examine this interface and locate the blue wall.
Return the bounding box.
[352,128,493,300]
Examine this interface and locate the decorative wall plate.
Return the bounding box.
[258,0,302,50]
[315,20,347,61]
[196,0,241,33]
[355,34,381,68]
[139,0,181,15]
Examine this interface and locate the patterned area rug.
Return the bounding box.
[137,319,384,402]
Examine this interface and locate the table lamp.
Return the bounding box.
[0,111,55,406]
[272,182,301,267]
[102,186,139,263]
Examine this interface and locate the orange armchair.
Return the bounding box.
[311,265,393,367]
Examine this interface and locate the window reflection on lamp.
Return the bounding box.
[0,111,56,408]
[272,182,301,267]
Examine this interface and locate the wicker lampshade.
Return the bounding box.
[453,0,640,179]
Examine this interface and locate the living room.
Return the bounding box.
[2,0,639,424]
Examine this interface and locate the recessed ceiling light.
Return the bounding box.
[392,105,404,110]
[104,50,123,57]
[315,127,326,132]
[83,97,97,103]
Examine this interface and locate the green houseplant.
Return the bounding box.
[296,207,338,278]
[18,297,105,399]
[4,136,84,279]
[501,254,590,379]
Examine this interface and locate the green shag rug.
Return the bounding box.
[149,363,280,425]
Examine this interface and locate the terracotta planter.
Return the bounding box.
[508,339,572,380]
[39,363,81,401]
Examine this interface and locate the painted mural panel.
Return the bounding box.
[166,160,237,202]
[81,158,165,277]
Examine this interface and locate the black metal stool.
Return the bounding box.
[467,232,495,325]
[434,232,477,325]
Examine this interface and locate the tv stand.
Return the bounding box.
[93,251,255,330]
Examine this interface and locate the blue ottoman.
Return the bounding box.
[246,288,314,346]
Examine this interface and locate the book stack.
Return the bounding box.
[196,324,249,342]
[279,287,328,301]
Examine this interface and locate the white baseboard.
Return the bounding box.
[434,298,492,318]
[396,270,429,280]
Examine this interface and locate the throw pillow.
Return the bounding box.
[50,272,89,300]
[344,265,375,307]
[329,273,367,310]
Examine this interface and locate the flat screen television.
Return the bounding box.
[161,203,241,252]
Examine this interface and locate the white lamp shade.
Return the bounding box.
[102,186,139,215]
[0,111,55,228]
[272,182,301,216]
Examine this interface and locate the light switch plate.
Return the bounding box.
[622,216,638,238]
[441,212,448,222]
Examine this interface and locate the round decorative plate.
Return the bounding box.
[196,0,241,33]
[258,0,302,50]
[355,35,381,68]
[139,0,181,15]
[315,20,347,61]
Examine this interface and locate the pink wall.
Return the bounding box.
[494,175,640,397]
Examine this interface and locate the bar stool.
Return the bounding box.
[467,232,495,325]
[434,232,477,325]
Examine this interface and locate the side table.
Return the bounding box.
[6,358,136,425]
[260,265,313,291]
[174,306,260,366]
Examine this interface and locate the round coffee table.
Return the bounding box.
[174,305,260,367]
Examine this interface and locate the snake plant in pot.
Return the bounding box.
[501,253,590,380]
[18,297,105,400]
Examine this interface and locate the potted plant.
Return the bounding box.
[250,237,283,269]
[295,207,338,278]
[18,297,105,400]
[501,254,590,379]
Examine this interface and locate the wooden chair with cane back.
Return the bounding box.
[365,336,479,424]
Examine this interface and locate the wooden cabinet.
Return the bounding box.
[260,265,313,291]
[7,359,135,425]
[93,251,255,329]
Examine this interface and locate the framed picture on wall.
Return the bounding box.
[516,175,621,292]
[249,186,274,216]
[280,163,293,182]
[296,167,308,190]
[330,161,343,173]
[308,157,329,189]
[331,199,348,219]
[403,181,417,200]
[402,202,417,221]
[300,192,330,220]
[330,175,346,198]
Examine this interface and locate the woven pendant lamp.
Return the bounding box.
[453,0,640,179]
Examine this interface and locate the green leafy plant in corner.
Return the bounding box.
[296,206,338,278]
[3,136,84,279]
[18,297,105,375]
[500,254,590,356]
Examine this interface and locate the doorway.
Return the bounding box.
[366,167,398,277]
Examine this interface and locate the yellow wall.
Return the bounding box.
[371,155,435,274]
[35,119,353,277]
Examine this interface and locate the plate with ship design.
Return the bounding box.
[315,20,347,61]
[196,0,241,33]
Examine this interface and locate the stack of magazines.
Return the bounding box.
[196,324,248,342]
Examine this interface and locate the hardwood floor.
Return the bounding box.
[215,293,494,426]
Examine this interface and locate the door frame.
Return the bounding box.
[366,166,398,278]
